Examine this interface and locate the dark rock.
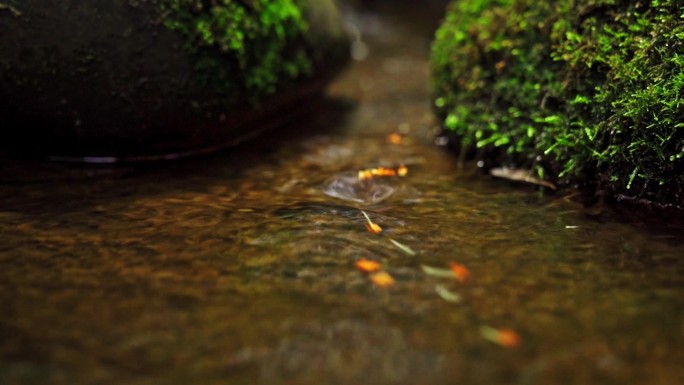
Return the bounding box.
[0,0,348,161]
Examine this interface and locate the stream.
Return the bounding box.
[1,2,683,385]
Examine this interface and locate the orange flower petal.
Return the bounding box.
[365,222,383,234]
[355,258,381,273]
[370,271,395,287]
[449,262,470,283]
[480,326,521,348]
[373,167,396,177]
[358,170,373,181]
[361,211,383,234]
[387,132,403,144]
[497,328,521,347]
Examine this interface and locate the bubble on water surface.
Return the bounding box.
[321,172,395,204]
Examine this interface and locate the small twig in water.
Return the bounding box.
[0,3,22,17]
[421,265,455,279]
[389,238,416,256]
[435,284,461,303]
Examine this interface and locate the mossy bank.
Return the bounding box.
[431,0,684,207]
[0,0,347,159]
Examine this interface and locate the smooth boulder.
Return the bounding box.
[0,0,348,160]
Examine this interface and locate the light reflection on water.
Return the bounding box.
[1,4,684,385]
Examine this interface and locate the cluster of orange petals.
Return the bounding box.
[358,165,408,181]
[449,262,470,283]
[351,141,519,346]
[355,259,394,287]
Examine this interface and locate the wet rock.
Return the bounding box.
[0,0,348,160]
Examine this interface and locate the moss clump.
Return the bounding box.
[160,0,315,104]
[431,0,684,207]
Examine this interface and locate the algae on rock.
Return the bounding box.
[159,0,315,104]
[431,0,684,207]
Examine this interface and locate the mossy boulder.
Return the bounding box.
[431,0,684,207]
[0,0,347,160]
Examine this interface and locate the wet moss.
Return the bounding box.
[431,0,684,207]
[159,0,314,104]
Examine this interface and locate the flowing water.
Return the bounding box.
[1,3,683,385]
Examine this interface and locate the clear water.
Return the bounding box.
[1,4,683,385]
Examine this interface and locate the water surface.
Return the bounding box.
[1,3,683,385]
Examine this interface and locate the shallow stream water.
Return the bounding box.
[1,3,683,385]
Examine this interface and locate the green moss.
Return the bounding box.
[432,0,684,206]
[160,0,314,104]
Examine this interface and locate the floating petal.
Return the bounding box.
[449,262,470,283]
[387,132,403,144]
[356,258,382,273]
[365,222,383,234]
[480,326,520,348]
[361,210,383,234]
[370,271,395,287]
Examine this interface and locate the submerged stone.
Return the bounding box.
[0,0,348,160]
